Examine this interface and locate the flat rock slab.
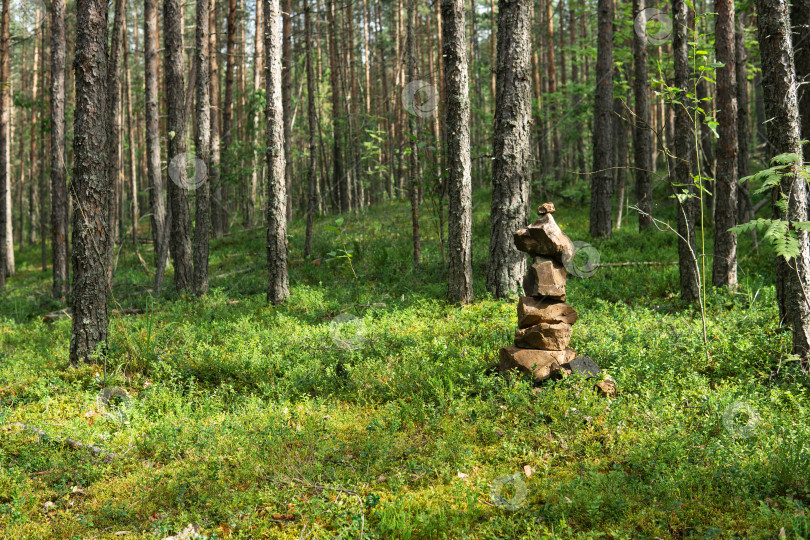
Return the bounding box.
[499,346,577,381]
[523,256,567,299]
[594,375,617,397]
[514,322,573,350]
[513,214,575,263]
[563,355,601,378]
[517,297,578,328]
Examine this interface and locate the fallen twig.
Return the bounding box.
[8,422,117,463]
[597,261,678,267]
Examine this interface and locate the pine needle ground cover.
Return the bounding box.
[1,194,808,539]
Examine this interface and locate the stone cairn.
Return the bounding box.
[498,203,616,396]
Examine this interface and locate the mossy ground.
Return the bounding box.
[1,190,809,539]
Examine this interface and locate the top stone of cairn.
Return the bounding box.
[537,202,556,215]
[513,203,574,263]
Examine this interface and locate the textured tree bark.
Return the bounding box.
[264,0,290,304]
[328,0,348,213]
[50,0,68,299]
[39,12,49,272]
[712,0,738,288]
[123,25,139,251]
[793,0,810,145]
[363,0,372,115]
[614,96,629,230]
[209,0,223,239]
[193,0,211,296]
[144,0,166,270]
[589,0,613,238]
[544,0,561,169]
[406,0,421,266]
[487,0,531,298]
[70,0,111,364]
[106,0,126,281]
[220,0,237,235]
[247,0,264,227]
[304,2,318,258]
[632,0,653,230]
[736,18,756,250]
[0,0,12,279]
[672,0,700,302]
[164,0,193,291]
[29,15,41,248]
[0,0,7,290]
[282,0,293,222]
[756,0,810,355]
[736,18,751,196]
[443,0,474,304]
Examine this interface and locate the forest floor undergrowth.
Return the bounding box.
[1,191,809,539]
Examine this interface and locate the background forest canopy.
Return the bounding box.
[5,0,810,537]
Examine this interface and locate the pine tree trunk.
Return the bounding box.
[614,96,628,230]
[589,0,613,238]
[304,2,318,258]
[106,0,126,280]
[756,0,810,355]
[39,19,49,272]
[736,18,752,221]
[264,0,290,304]
[444,0,473,303]
[51,0,68,298]
[487,0,531,298]
[672,0,700,302]
[793,0,810,144]
[124,22,139,250]
[209,0,224,239]
[70,0,111,364]
[0,0,12,278]
[0,0,8,289]
[712,0,738,288]
[632,0,653,230]
[282,0,293,221]
[328,0,347,212]
[145,0,166,270]
[220,0,237,234]
[164,0,193,291]
[193,0,211,295]
[406,0,421,266]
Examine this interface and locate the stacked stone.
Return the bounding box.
[499,203,580,381]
